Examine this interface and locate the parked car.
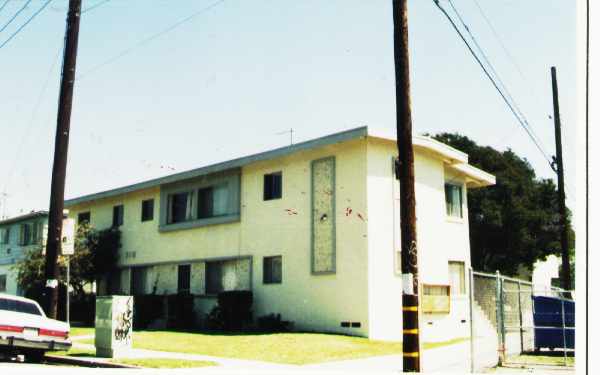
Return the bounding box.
[0,293,71,361]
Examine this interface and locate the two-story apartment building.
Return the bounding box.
[64,127,495,342]
[0,211,48,296]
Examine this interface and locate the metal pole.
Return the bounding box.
[392,0,420,372]
[44,0,82,319]
[517,281,524,353]
[561,297,567,366]
[469,267,475,373]
[495,270,504,365]
[66,256,70,324]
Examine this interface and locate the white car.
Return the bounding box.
[0,293,71,361]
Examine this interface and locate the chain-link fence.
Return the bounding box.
[468,269,574,372]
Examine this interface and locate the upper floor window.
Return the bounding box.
[263,256,282,284]
[0,228,9,244]
[448,261,466,295]
[113,205,124,227]
[444,183,463,218]
[141,199,154,222]
[19,224,32,246]
[263,172,282,201]
[167,192,192,224]
[78,211,90,225]
[198,184,229,219]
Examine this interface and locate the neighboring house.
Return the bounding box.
[0,211,49,296]
[64,126,495,342]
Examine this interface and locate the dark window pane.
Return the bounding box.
[263,256,282,284]
[113,205,124,227]
[169,193,189,223]
[130,267,147,295]
[198,187,214,219]
[141,199,154,222]
[263,172,282,201]
[78,212,90,225]
[444,184,463,218]
[177,264,191,293]
[205,262,222,295]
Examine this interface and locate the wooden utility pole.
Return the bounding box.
[44,0,82,319]
[550,67,572,291]
[392,0,420,372]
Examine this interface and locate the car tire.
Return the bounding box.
[25,350,45,363]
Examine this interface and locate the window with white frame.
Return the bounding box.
[448,261,466,295]
[445,183,463,218]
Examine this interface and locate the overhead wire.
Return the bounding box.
[0,0,52,50]
[0,0,32,34]
[0,0,11,14]
[81,0,110,14]
[76,0,226,80]
[432,0,555,170]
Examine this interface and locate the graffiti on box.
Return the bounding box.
[114,297,133,344]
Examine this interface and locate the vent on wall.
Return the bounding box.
[340,322,361,328]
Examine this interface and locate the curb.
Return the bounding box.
[45,354,142,369]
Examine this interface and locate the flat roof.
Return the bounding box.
[65,126,495,206]
[0,210,48,226]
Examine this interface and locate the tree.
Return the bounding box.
[431,133,575,276]
[13,223,120,298]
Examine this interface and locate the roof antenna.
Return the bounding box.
[276,128,294,146]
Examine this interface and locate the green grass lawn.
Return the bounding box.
[72,330,468,365]
[70,327,95,337]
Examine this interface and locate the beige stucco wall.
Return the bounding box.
[67,138,370,336]
[366,138,472,342]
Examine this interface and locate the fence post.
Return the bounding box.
[469,267,475,373]
[495,270,505,365]
[561,297,567,366]
[517,280,524,353]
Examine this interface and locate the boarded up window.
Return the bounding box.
[205,258,251,295]
[311,157,336,274]
[422,284,450,313]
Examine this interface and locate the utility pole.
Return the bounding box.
[392,0,420,372]
[550,67,572,291]
[44,0,82,319]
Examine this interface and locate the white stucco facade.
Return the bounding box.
[65,127,494,342]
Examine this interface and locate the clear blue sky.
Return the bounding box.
[0,0,577,218]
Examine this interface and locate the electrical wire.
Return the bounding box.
[432,0,554,170]
[0,0,11,14]
[77,0,226,80]
[81,0,110,14]
[0,0,51,50]
[0,0,32,34]
[446,0,552,164]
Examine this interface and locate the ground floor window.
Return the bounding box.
[178,264,191,293]
[205,258,251,295]
[130,267,149,295]
[263,256,282,284]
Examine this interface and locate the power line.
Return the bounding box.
[81,0,110,14]
[0,0,11,14]
[0,0,32,34]
[446,0,552,162]
[2,45,63,196]
[0,0,51,50]
[77,0,226,80]
[432,0,554,170]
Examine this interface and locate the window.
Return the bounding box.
[449,261,466,295]
[445,183,463,218]
[0,297,42,316]
[167,192,191,224]
[0,228,9,244]
[0,275,5,292]
[263,172,282,200]
[141,199,154,222]
[112,205,124,227]
[177,264,191,293]
[130,267,148,295]
[263,256,282,284]
[205,261,223,295]
[78,211,90,225]
[19,224,31,245]
[204,258,251,295]
[198,184,229,219]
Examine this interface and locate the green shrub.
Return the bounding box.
[257,313,293,332]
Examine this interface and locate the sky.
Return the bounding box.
[0,0,579,219]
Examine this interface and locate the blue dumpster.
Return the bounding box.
[532,295,575,350]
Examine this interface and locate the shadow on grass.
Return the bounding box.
[522,350,575,358]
